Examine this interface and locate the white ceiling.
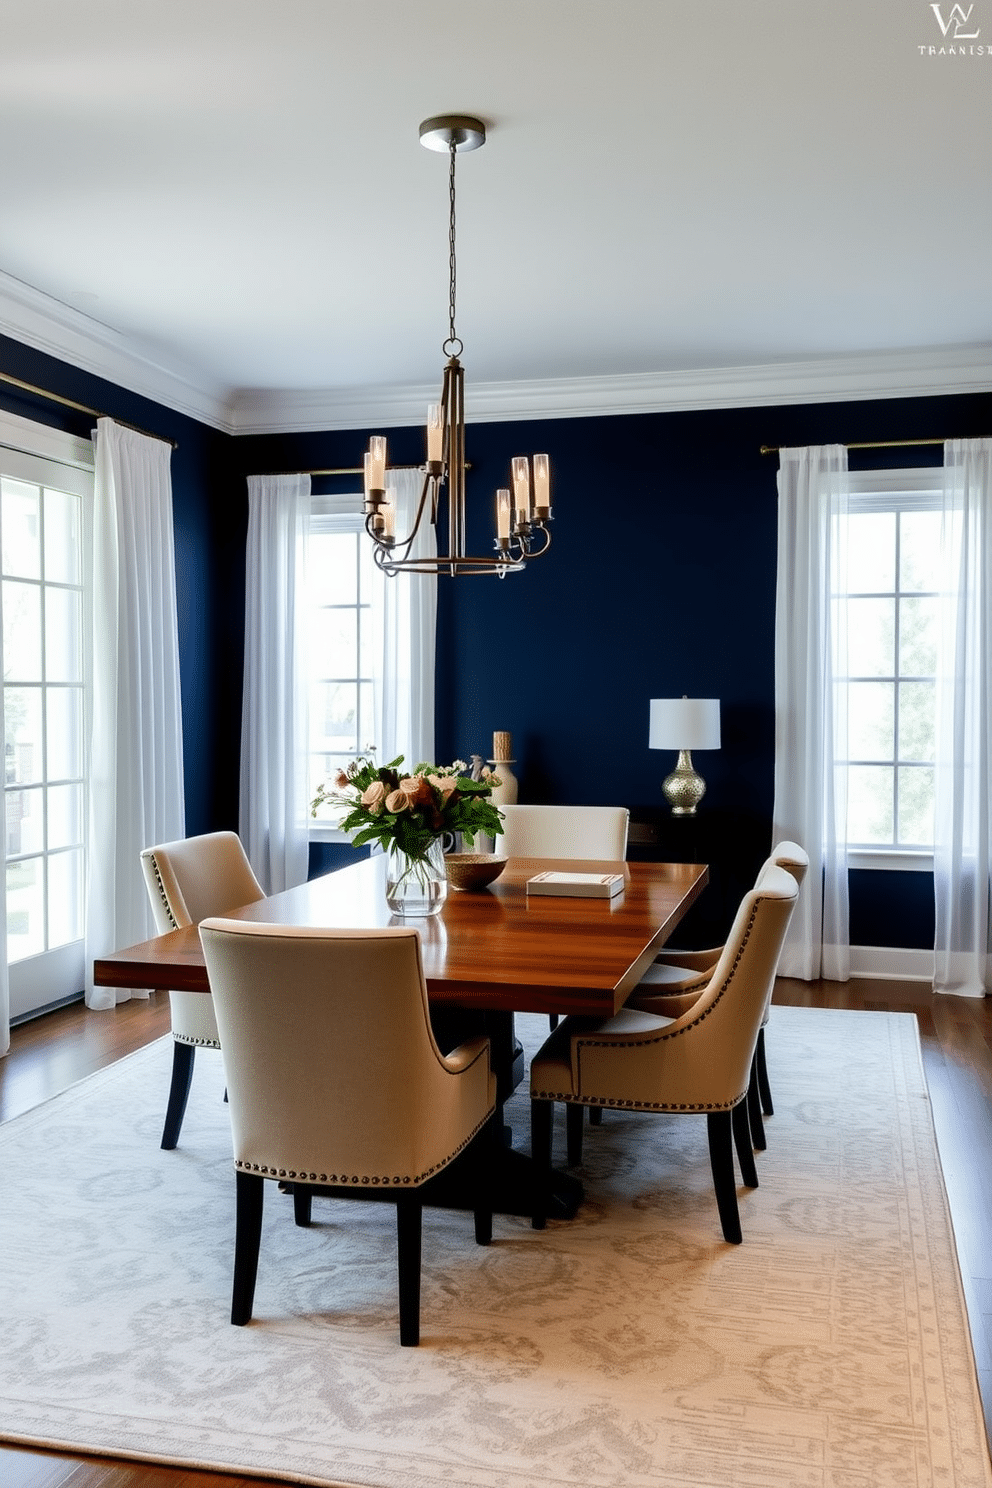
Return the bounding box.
[1,0,990,433]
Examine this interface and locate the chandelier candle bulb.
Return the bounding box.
[426,404,444,466]
[512,456,531,525]
[382,491,396,541]
[533,453,550,517]
[368,436,387,494]
[496,488,512,540]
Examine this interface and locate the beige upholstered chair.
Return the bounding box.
[500,805,629,1033]
[625,841,808,1147]
[140,830,265,1150]
[198,920,497,1346]
[529,865,799,1242]
[499,804,629,861]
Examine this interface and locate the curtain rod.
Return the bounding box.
[760,436,951,455]
[0,370,179,449]
[275,462,471,476]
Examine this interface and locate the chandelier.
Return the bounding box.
[363,115,552,578]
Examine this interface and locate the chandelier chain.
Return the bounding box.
[444,140,462,357]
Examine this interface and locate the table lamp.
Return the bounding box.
[649,697,721,816]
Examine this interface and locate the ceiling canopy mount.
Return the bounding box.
[418,114,487,153]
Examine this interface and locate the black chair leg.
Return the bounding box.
[732,1099,759,1189]
[565,1102,585,1167]
[160,1040,196,1150]
[231,1170,265,1325]
[473,1112,497,1246]
[755,1027,774,1115]
[293,1185,313,1227]
[396,1200,423,1346]
[531,1098,553,1229]
[747,1063,766,1150]
[589,1106,603,1126]
[706,1110,742,1244]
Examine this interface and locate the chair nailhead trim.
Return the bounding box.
[146,855,179,930]
[530,1091,741,1112]
[150,855,221,1048]
[232,1104,494,1188]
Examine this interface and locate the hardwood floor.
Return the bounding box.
[1,979,990,1485]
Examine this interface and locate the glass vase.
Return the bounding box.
[384,837,448,917]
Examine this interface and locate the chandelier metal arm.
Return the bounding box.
[364,468,437,563]
[502,521,553,564]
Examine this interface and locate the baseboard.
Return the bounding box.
[850,945,933,981]
[10,990,85,1027]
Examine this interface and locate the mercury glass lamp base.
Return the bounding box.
[662,750,707,816]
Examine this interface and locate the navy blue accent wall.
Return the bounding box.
[4,326,990,948]
[849,868,935,948]
[0,333,238,834]
[234,387,992,947]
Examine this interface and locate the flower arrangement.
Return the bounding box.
[311,753,504,859]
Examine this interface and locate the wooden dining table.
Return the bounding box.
[94,853,708,1217]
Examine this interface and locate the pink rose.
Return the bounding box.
[385,789,411,813]
[361,780,386,814]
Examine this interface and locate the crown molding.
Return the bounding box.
[2,273,989,437]
[230,343,992,435]
[0,272,232,431]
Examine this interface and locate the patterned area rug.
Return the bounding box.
[1,1005,990,1488]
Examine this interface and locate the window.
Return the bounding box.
[842,469,941,861]
[303,471,436,839]
[1,411,93,1018]
[308,496,377,829]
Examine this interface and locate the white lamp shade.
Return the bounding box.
[649,698,721,751]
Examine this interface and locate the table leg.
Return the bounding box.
[427,1007,583,1220]
[286,1007,583,1221]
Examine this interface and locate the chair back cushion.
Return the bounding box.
[499,805,629,860]
[771,839,809,888]
[141,831,265,931]
[199,921,496,1186]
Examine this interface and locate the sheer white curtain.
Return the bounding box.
[85,420,185,1008]
[373,466,437,767]
[772,444,850,980]
[0,692,7,1051]
[240,474,311,894]
[933,438,992,998]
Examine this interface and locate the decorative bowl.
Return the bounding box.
[444,853,507,891]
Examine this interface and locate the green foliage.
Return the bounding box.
[312,752,504,860]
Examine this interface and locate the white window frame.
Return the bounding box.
[1,409,94,1017]
[845,467,941,874]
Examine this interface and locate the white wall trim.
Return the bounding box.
[0,271,232,432]
[229,343,992,435]
[849,945,934,982]
[2,275,990,436]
